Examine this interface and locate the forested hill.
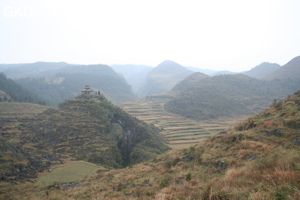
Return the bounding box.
[170,72,209,94]
[14,64,137,106]
[0,73,46,105]
[164,74,296,120]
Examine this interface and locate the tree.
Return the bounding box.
[3,96,7,102]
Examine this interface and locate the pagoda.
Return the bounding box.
[81,84,94,95]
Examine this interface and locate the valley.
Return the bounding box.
[122,94,245,149]
[0,56,299,199]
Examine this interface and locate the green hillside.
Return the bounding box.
[2,91,299,200]
[165,74,296,120]
[137,60,193,97]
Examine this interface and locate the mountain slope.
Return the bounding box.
[165,74,295,120]
[20,94,169,167]
[0,73,46,104]
[137,60,193,97]
[3,91,300,199]
[243,62,281,79]
[170,72,209,94]
[266,55,300,80]
[0,94,169,182]
[16,64,137,106]
[0,62,69,79]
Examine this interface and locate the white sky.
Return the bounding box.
[0,0,300,71]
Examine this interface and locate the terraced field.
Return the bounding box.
[122,94,245,149]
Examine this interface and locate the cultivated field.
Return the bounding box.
[36,161,101,186]
[122,94,245,149]
[0,102,49,119]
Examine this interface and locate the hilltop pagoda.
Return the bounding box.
[81,84,94,95]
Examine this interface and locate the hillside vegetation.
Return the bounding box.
[22,94,169,167]
[137,60,193,97]
[170,72,209,94]
[2,90,299,200]
[17,64,137,106]
[165,74,297,120]
[0,94,169,183]
[243,62,281,79]
[0,73,46,105]
[1,62,137,106]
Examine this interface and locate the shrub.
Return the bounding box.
[186,173,192,181]
[160,177,170,188]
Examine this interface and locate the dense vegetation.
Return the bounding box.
[0,73,46,105]
[2,91,299,199]
[165,74,299,120]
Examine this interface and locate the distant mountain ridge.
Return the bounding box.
[0,62,69,79]
[137,60,193,97]
[170,72,209,94]
[243,62,281,79]
[266,55,300,80]
[1,63,138,106]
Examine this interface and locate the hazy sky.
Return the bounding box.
[1,0,300,71]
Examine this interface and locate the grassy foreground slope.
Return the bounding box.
[2,91,299,199]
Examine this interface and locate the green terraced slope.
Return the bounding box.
[122,94,242,149]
